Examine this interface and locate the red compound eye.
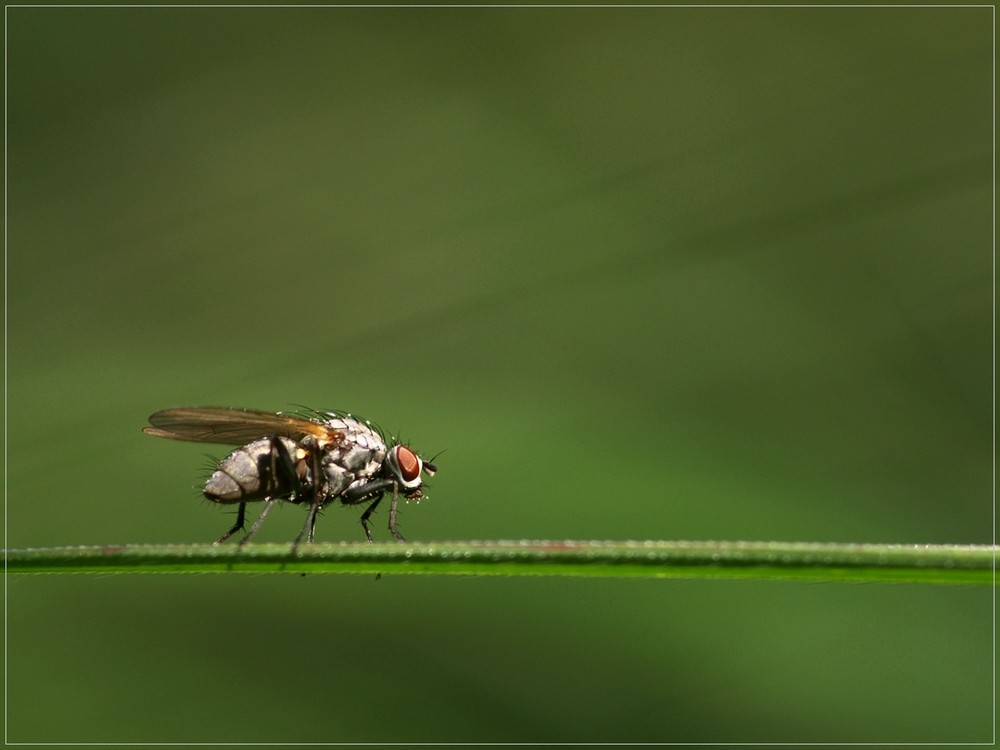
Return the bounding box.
[395,445,421,482]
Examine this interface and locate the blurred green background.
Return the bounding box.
[6,5,992,743]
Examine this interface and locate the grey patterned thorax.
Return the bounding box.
[317,415,388,499]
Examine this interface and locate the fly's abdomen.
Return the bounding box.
[204,436,303,504]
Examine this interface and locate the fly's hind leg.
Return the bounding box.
[238,436,302,546]
[214,502,246,545]
[238,497,279,547]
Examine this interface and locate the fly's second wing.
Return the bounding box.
[143,407,344,446]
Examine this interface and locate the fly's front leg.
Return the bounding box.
[343,478,399,543]
[387,486,406,542]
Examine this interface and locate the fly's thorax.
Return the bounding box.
[204,436,306,504]
[319,416,387,495]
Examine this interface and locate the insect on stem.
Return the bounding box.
[144,406,439,546]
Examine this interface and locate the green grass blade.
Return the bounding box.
[4,541,994,584]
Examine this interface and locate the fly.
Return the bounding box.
[143,406,438,548]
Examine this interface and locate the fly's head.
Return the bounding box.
[384,444,438,500]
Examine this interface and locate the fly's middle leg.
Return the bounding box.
[359,494,383,543]
[292,499,322,553]
[291,437,325,554]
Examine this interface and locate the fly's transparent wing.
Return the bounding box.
[143,407,344,446]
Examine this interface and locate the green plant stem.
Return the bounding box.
[4,540,994,584]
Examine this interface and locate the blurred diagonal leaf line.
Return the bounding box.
[5,541,994,584]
